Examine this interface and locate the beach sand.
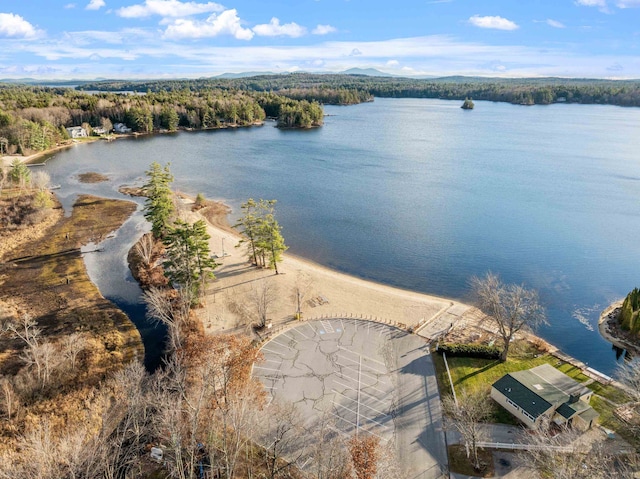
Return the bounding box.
[176,197,479,339]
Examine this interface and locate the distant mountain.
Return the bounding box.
[215,71,279,79]
[339,68,395,77]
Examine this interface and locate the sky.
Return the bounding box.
[0,0,639,80]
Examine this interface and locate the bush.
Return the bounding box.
[437,343,501,360]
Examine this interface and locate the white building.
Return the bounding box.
[66,126,88,139]
[113,123,132,134]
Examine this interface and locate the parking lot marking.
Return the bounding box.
[260,347,285,356]
[253,365,282,372]
[321,320,335,333]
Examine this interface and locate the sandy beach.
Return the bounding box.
[175,198,486,342]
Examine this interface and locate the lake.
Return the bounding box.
[43,98,640,374]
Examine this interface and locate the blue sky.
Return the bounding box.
[0,0,639,79]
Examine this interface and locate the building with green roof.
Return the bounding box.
[491,364,599,431]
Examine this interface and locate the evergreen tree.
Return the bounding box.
[143,162,174,238]
[163,219,217,302]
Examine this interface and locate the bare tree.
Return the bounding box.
[251,278,278,328]
[144,287,191,353]
[471,272,547,361]
[259,400,305,479]
[62,332,87,372]
[31,170,51,191]
[291,271,313,320]
[615,357,640,403]
[304,411,352,479]
[134,232,155,267]
[520,419,638,478]
[442,389,492,472]
[3,313,56,388]
[0,375,18,420]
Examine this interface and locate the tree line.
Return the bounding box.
[76,72,640,107]
[0,85,324,156]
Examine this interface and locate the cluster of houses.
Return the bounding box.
[65,123,132,139]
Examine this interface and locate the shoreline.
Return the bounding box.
[598,300,640,356]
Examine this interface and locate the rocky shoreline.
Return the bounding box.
[599,300,640,356]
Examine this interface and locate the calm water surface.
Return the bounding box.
[44,98,640,374]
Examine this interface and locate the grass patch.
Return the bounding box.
[591,396,640,449]
[587,382,633,405]
[555,363,590,382]
[447,445,494,477]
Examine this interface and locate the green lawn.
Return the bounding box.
[433,339,631,428]
[587,382,632,405]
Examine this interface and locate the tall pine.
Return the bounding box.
[143,162,174,238]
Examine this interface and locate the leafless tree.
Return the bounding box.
[3,313,57,388]
[62,332,87,372]
[471,272,547,361]
[0,375,18,420]
[0,166,7,195]
[88,361,152,479]
[374,440,403,479]
[442,389,492,472]
[291,271,313,319]
[31,170,51,191]
[251,278,278,328]
[615,357,640,403]
[144,287,191,353]
[520,419,638,478]
[259,400,306,479]
[134,232,156,267]
[304,411,352,479]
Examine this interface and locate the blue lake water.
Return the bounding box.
[43,98,640,374]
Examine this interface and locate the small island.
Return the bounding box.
[461,98,475,110]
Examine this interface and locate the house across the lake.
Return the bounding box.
[113,123,132,134]
[491,363,599,431]
[66,126,88,139]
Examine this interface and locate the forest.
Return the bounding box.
[0,85,324,156]
[76,73,640,107]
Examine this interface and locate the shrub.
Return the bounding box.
[437,343,501,360]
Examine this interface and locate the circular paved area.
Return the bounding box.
[253,318,448,478]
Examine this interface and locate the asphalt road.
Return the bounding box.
[254,318,448,479]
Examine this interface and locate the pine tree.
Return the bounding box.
[143,162,174,238]
[163,219,217,302]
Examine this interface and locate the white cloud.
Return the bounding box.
[468,15,519,31]
[546,19,565,28]
[574,0,611,11]
[86,0,106,10]
[312,24,336,35]
[575,0,607,6]
[65,3,77,8]
[616,0,640,6]
[350,48,362,56]
[0,13,38,39]
[117,0,223,18]
[386,59,399,66]
[253,18,306,38]
[12,33,640,80]
[163,9,254,40]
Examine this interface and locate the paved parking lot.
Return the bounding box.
[254,318,448,479]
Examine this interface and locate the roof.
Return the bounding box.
[493,364,600,425]
[509,369,569,407]
[556,399,591,420]
[528,364,590,397]
[492,374,554,419]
